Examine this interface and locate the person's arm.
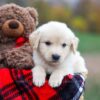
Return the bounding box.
[50,74,85,100]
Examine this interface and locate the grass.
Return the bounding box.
[76,32,100,53]
[85,78,100,100]
[75,32,100,99]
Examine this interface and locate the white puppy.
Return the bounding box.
[29,21,88,87]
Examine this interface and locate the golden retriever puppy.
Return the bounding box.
[29,21,88,87]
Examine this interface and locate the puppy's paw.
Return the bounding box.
[49,71,64,88]
[33,76,45,87]
[32,66,46,87]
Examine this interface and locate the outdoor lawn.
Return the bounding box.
[76,32,100,100]
[76,32,100,53]
[85,79,100,100]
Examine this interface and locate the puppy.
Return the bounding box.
[29,21,88,87]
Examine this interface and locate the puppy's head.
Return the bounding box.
[29,21,79,66]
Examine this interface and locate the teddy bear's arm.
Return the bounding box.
[4,43,34,69]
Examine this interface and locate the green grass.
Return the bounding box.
[85,78,100,100]
[73,32,100,99]
[76,32,100,53]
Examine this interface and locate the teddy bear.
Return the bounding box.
[0,3,38,69]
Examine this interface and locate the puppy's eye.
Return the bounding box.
[62,43,67,48]
[45,41,51,46]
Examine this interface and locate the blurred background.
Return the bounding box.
[0,0,100,99]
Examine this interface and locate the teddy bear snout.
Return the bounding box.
[2,19,24,37]
[9,20,19,29]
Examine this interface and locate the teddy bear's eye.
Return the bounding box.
[45,41,51,46]
[62,43,67,48]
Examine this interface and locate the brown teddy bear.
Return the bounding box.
[0,3,38,69]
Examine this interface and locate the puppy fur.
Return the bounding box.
[29,21,88,87]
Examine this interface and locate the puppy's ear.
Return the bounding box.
[70,37,79,53]
[29,31,40,49]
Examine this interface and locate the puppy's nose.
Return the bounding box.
[52,54,60,61]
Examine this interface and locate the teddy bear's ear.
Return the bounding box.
[26,7,38,26]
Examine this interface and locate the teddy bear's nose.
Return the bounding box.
[9,21,19,29]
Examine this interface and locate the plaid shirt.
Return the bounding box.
[0,68,85,100]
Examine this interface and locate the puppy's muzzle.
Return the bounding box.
[52,54,60,61]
